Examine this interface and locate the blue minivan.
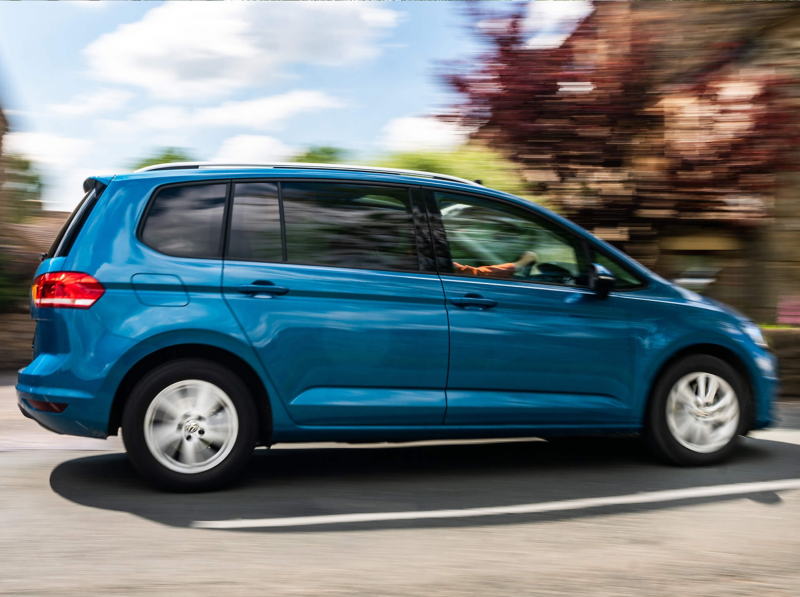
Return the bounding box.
[17,163,777,491]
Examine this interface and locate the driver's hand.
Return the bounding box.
[513,251,539,270]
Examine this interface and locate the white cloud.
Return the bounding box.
[194,91,342,130]
[72,1,109,10]
[379,117,469,153]
[100,90,341,135]
[50,88,133,116]
[523,0,593,49]
[84,3,402,100]
[3,132,90,168]
[211,135,295,163]
[3,132,104,210]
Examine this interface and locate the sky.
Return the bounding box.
[0,1,591,211]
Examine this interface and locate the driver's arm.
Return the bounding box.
[453,251,538,278]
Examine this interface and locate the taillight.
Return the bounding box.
[32,272,105,309]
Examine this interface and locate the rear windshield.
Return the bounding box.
[46,179,109,259]
[46,190,93,259]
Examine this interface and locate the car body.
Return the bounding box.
[16,163,778,489]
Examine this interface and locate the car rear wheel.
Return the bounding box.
[122,359,258,491]
[646,355,748,466]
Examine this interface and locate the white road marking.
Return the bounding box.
[192,478,800,530]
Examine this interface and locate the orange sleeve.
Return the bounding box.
[453,262,517,278]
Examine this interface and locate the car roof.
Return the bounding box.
[108,161,557,227]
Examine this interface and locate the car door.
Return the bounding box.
[222,180,449,426]
[427,189,635,427]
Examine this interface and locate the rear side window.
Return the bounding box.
[281,182,419,272]
[141,183,227,258]
[227,182,283,262]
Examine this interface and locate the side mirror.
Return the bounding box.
[589,263,615,300]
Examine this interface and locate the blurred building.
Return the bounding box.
[3,211,69,276]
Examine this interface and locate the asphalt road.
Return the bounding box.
[3,371,800,596]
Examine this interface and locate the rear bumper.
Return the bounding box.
[17,387,108,438]
[16,356,111,439]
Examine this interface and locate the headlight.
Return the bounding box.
[743,322,768,348]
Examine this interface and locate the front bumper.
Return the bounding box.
[751,350,779,430]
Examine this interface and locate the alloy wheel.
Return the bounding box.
[143,379,239,474]
[665,371,740,454]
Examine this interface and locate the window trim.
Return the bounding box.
[137,180,232,261]
[223,178,438,276]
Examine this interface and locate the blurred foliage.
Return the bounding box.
[1,153,43,223]
[0,254,25,314]
[374,144,539,204]
[0,154,43,312]
[292,146,349,164]
[129,148,195,171]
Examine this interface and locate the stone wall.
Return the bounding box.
[764,328,800,400]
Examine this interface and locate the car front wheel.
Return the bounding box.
[646,355,748,466]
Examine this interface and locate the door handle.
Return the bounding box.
[236,281,289,297]
[450,293,497,310]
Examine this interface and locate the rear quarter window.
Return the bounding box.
[140,183,227,259]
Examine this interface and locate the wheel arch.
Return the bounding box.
[644,342,755,432]
[107,343,272,445]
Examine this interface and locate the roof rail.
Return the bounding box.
[133,161,482,187]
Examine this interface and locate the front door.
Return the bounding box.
[223,180,449,426]
[428,190,635,427]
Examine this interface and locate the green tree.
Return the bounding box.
[374,144,538,204]
[129,148,195,171]
[292,146,349,164]
[0,154,44,312]
[1,153,43,223]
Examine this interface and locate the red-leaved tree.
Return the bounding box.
[444,3,800,264]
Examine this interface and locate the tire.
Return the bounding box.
[645,355,750,466]
[122,358,258,492]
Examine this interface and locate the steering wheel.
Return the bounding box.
[520,262,536,278]
[531,262,575,284]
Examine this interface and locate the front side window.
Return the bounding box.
[282,182,420,272]
[141,183,227,258]
[435,191,588,286]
